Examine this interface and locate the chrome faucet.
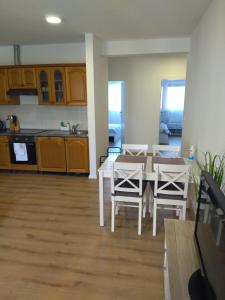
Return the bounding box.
[71,123,79,134]
[65,121,71,132]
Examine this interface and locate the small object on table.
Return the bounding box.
[188,145,195,160]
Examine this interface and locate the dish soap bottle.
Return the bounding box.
[188,145,195,160]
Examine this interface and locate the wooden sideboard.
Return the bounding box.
[164,219,199,300]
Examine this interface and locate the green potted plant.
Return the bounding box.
[192,151,224,214]
[200,151,225,189]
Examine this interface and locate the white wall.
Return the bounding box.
[93,40,108,173]
[109,54,187,148]
[21,43,85,64]
[86,33,108,179]
[0,46,14,65]
[182,0,225,157]
[103,37,190,56]
[0,43,87,130]
[0,101,87,130]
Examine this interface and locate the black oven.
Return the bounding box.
[9,135,37,165]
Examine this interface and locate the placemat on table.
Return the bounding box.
[152,156,185,165]
[115,155,147,165]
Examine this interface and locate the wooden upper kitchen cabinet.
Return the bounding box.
[0,69,19,105]
[51,67,67,105]
[8,67,36,89]
[36,67,53,104]
[0,64,87,106]
[65,66,87,105]
[37,137,67,172]
[36,67,66,105]
[0,136,11,169]
[22,68,37,88]
[65,137,89,173]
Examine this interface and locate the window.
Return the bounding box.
[161,80,186,111]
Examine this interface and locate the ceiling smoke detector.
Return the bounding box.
[46,15,62,24]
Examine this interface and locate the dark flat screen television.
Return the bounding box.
[189,171,225,300]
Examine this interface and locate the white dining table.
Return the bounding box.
[98,154,197,227]
[98,155,154,226]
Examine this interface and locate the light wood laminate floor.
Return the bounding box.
[0,172,165,300]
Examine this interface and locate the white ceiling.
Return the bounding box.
[0,0,211,45]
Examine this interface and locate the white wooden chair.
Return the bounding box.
[122,144,148,156]
[111,162,147,235]
[152,145,180,157]
[152,163,190,236]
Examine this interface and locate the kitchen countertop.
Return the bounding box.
[0,129,88,137]
[0,130,24,136]
[37,130,88,137]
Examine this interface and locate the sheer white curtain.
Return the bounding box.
[160,80,186,128]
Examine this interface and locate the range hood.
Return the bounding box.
[7,45,38,96]
[7,88,38,96]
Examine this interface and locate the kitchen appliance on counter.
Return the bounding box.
[0,120,6,132]
[9,129,46,165]
[7,115,20,132]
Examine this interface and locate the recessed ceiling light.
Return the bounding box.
[46,15,62,24]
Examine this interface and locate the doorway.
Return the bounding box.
[159,80,186,147]
[108,81,125,148]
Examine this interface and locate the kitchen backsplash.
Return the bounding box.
[0,96,88,130]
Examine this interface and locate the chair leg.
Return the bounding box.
[182,203,187,220]
[176,205,179,217]
[148,186,152,213]
[142,204,146,218]
[153,199,157,236]
[148,184,154,217]
[111,198,115,232]
[146,182,150,213]
[138,201,142,235]
[179,207,182,220]
[142,195,146,218]
[115,203,119,215]
[149,197,153,218]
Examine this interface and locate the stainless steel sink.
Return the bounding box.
[38,129,88,137]
[73,130,87,136]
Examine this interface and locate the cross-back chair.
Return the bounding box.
[152,163,190,236]
[122,144,148,156]
[111,162,147,235]
[99,146,121,165]
[152,145,180,157]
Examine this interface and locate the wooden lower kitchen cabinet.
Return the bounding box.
[0,136,11,169]
[37,137,66,172]
[65,137,89,173]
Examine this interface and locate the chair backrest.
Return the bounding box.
[152,145,180,157]
[154,163,190,199]
[122,144,148,156]
[107,146,121,155]
[111,162,144,196]
[99,147,121,165]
